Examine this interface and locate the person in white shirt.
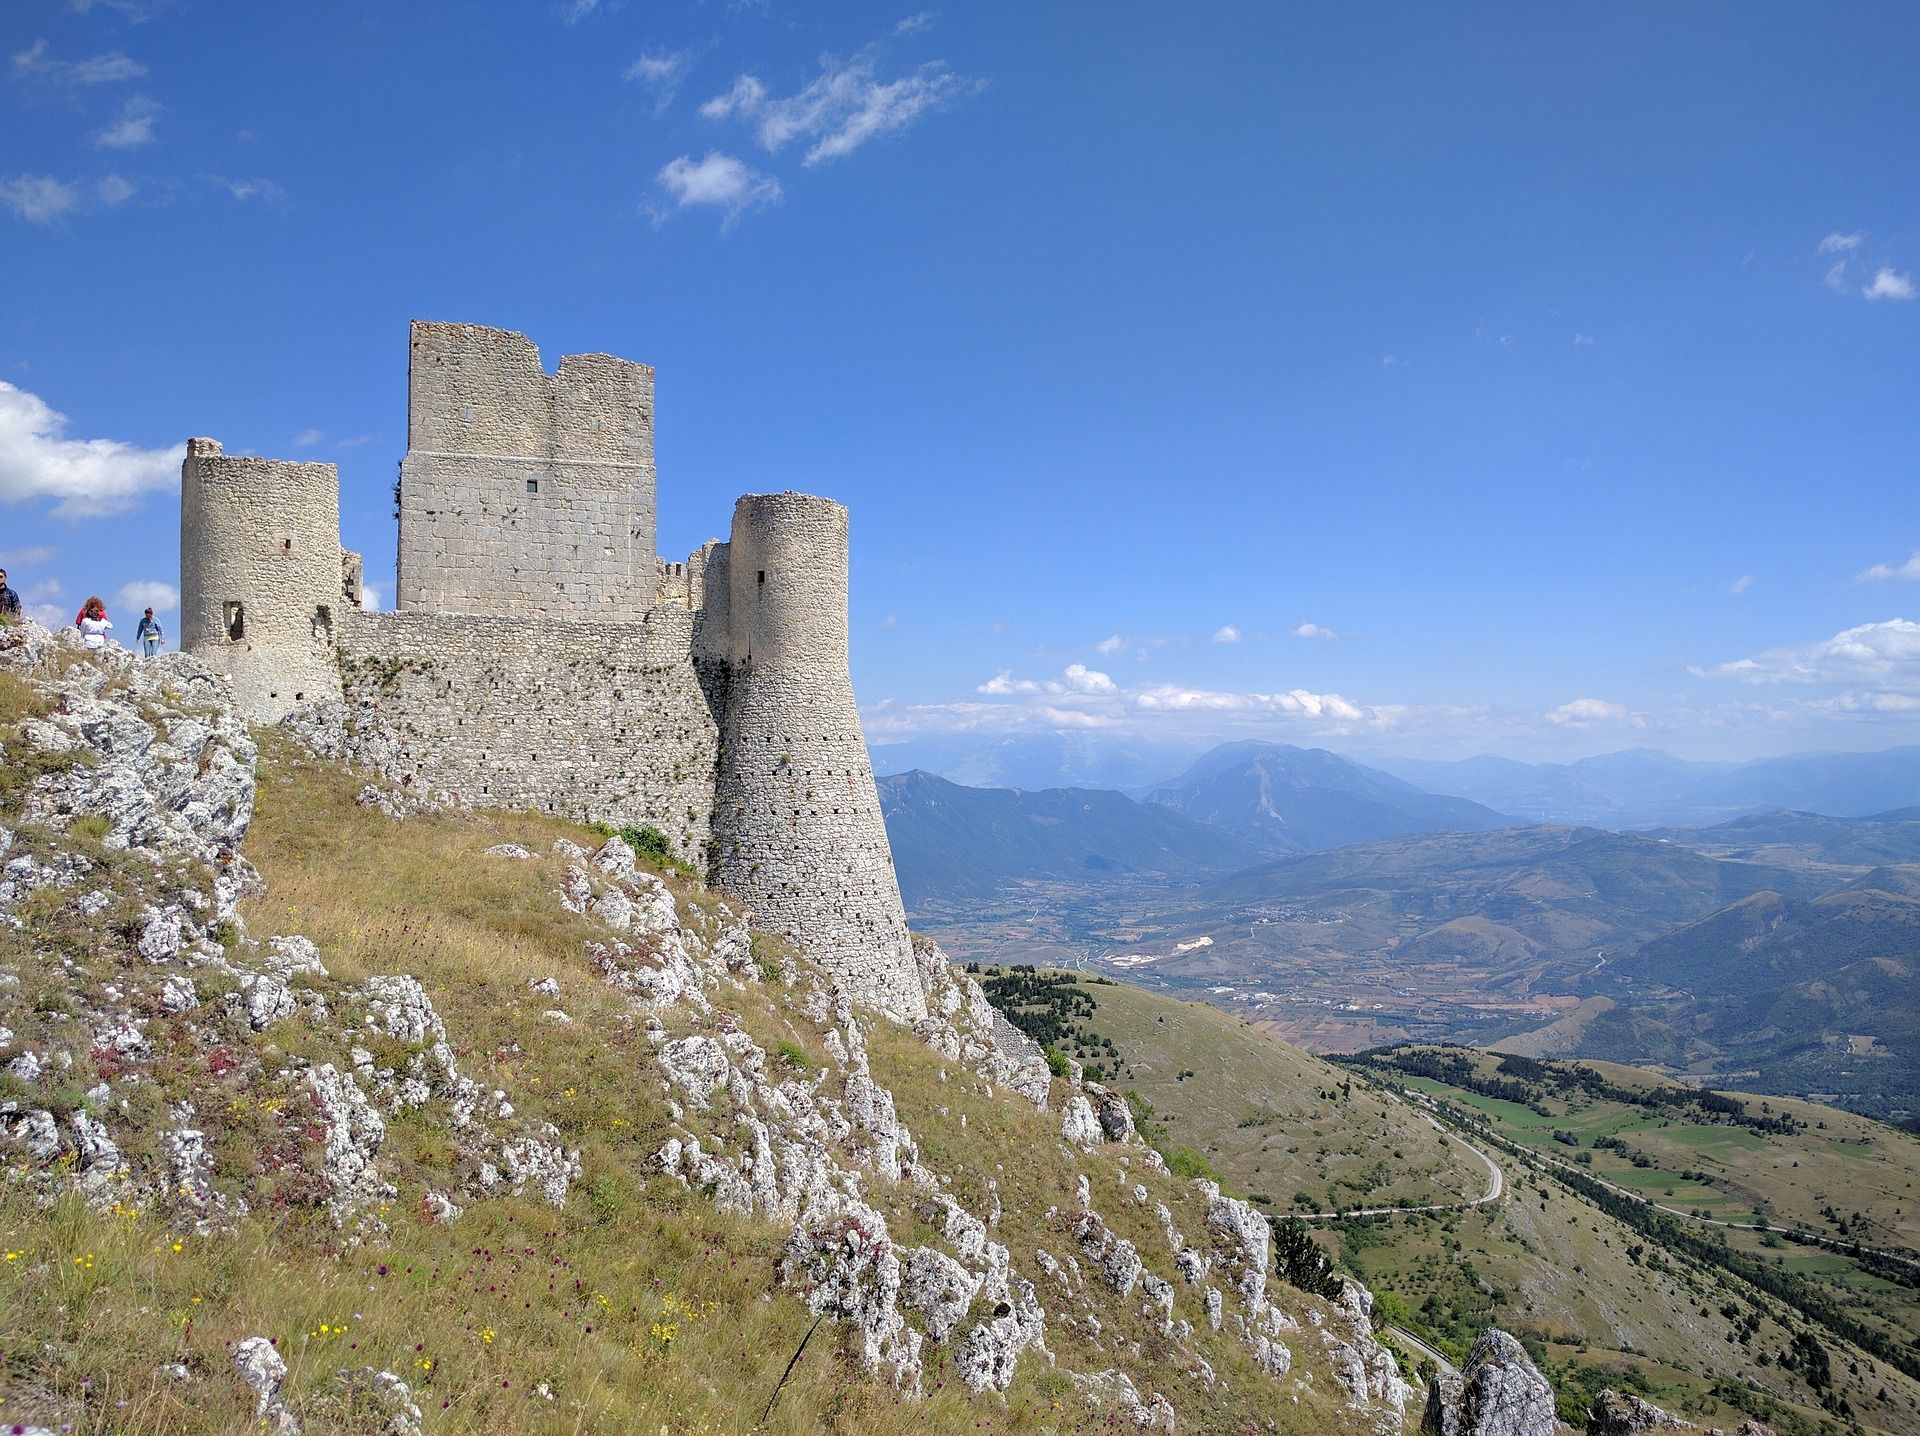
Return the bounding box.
[76,596,113,651]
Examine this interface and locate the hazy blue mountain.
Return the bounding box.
[1144,741,1515,851]
[869,731,1205,793]
[877,769,1265,905]
[1379,745,1920,828]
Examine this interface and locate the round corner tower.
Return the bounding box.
[711,491,925,1018]
[180,437,349,722]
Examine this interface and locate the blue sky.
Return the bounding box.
[2,0,1916,762]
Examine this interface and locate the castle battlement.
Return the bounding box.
[179,323,923,1018]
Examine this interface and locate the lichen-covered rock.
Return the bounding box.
[1421,1328,1557,1436]
[234,1335,299,1433]
[901,1245,980,1343]
[1085,1081,1136,1141]
[1587,1389,1696,1435]
[308,1063,397,1226]
[777,1204,922,1389]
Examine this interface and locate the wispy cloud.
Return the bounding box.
[335,434,378,449]
[1094,634,1128,656]
[1692,618,1920,690]
[0,380,183,518]
[1863,267,1915,302]
[202,175,287,205]
[625,49,690,110]
[700,46,977,167]
[653,151,781,226]
[1818,231,1863,255]
[11,38,147,85]
[895,10,938,34]
[1289,621,1338,639]
[1726,574,1754,595]
[96,95,161,148]
[560,0,600,23]
[1133,684,1373,724]
[1854,551,1920,584]
[1211,624,1241,644]
[114,578,177,614]
[292,428,323,448]
[1544,697,1643,728]
[96,174,135,206]
[0,546,58,568]
[1572,332,1595,347]
[0,175,80,224]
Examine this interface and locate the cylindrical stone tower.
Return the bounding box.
[711,492,925,1019]
[180,437,347,722]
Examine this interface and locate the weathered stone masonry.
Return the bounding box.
[180,321,922,1017]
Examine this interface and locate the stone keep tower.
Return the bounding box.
[712,493,922,1017]
[397,321,656,617]
[180,438,359,722]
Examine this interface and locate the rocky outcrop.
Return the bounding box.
[1587,1390,1695,1434]
[1422,1328,1557,1436]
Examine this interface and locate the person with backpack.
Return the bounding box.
[135,607,165,657]
[0,568,20,622]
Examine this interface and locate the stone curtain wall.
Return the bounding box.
[397,322,657,619]
[712,493,925,1018]
[181,439,348,723]
[336,608,723,863]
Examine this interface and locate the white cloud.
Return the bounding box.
[1062,663,1115,694]
[1693,618,1920,690]
[96,95,161,148]
[1094,634,1127,656]
[561,0,599,22]
[654,151,781,225]
[1133,684,1371,724]
[96,174,135,206]
[1572,332,1595,346]
[1818,231,1863,254]
[0,380,184,518]
[203,175,286,205]
[1824,260,1850,291]
[1863,267,1915,302]
[115,579,177,614]
[1544,697,1643,728]
[1854,550,1920,584]
[359,582,382,612]
[0,545,58,568]
[1726,574,1754,595]
[977,668,1042,696]
[878,612,898,628]
[1211,625,1241,644]
[896,10,938,34]
[1,175,80,224]
[1289,621,1337,639]
[701,47,975,167]
[625,49,689,110]
[11,38,147,85]
[292,428,323,448]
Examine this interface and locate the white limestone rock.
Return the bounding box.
[1419,1328,1555,1436]
[900,1245,980,1343]
[234,1335,298,1434]
[1060,1094,1102,1149]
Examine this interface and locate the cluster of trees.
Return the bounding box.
[973,968,1127,1080]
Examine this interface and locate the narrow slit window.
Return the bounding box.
[224,601,245,641]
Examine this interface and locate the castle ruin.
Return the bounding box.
[180,321,923,1018]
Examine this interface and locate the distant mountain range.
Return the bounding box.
[1379,746,1920,828]
[1143,741,1512,850]
[876,769,1262,905]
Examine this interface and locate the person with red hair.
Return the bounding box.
[76,596,113,651]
